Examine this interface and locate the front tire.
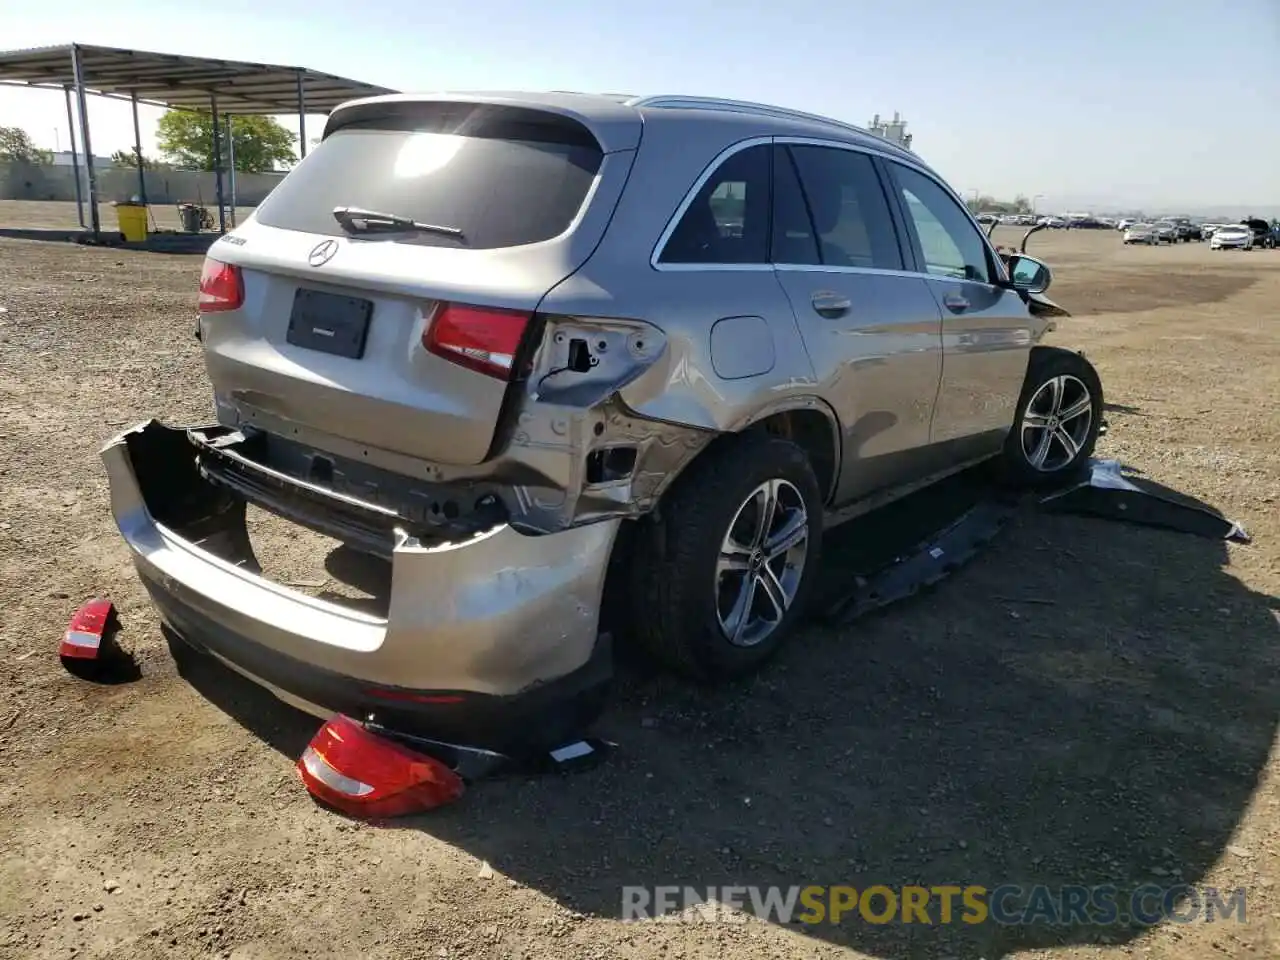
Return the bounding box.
[1000,348,1103,487]
[628,432,824,681]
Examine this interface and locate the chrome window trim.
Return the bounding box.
[774,263,924,281]
[649,133,1006,283]
[650,262,775,272]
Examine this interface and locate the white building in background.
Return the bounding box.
[867,111,912,151]
[50,150,117,168]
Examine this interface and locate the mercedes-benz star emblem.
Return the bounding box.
[308,239,339,267]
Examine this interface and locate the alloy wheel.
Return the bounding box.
[1021,374,1093,472]
[715,479,810,647]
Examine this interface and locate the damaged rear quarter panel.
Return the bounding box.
[512,313,716,527]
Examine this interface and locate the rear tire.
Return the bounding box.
[1000,348,1103,488]
[628,432,824,681]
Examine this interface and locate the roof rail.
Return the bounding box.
[548,90,638,102]
[626,95,877,141]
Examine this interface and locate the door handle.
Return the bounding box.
[943,292,970,313]
[811,291,851,318]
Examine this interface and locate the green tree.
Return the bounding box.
[0,126,53,164]
[966,193,1033,216]
[155,111,297,173]
[966,194,998,213]
[111,147,159,169]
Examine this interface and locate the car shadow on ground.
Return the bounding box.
[171,481,1280,959]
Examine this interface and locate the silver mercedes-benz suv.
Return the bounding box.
[103,92,1101,752]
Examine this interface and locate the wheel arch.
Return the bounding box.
[1028,345,1102,393]
[715,396,844,504]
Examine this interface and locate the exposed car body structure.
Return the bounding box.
[103,93,1102,751]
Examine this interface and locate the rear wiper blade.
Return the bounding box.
[332,206,465,240]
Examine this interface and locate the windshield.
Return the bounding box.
[254,113,603,250]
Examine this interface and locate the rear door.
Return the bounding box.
[200,100,637,466]
[880,159,1035,458]
[769,142,944,503]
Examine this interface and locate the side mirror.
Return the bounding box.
[1006,254,1052,295]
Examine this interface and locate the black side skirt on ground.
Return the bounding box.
[816,458,1249,627]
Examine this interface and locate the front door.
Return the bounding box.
[769,143,945,504]
[882,161,1037,459]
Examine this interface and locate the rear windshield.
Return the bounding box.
[254,106,603,249]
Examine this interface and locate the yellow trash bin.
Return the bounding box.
[113,202,149,243]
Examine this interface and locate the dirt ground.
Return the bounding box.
[0,200,258,234]
[0,201,1277,960]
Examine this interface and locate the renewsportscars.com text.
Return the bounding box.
[621,884,1247,926]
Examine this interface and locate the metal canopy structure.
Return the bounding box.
[0,43,396,238]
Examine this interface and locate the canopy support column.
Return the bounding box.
[62,85,84,228]
[130,91,148,206]
[70,44,100,237]
[210,93,226,234]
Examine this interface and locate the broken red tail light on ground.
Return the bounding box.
[197,257,244,313]
[59,598,115,660]
[297,714,465,817]
[422,303,530,380]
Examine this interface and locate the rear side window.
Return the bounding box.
[254,105,603,250]
[659,144,771,265]
[786,145,903,270]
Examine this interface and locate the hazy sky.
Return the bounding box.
[2,0,1277,211]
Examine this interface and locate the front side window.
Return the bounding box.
[784,145,903,270]
[659,144,770,265]
[889,163,991,283]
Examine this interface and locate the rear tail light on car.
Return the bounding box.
[197,257,244,313]
[296,714,465,818]
[422,303,531,380]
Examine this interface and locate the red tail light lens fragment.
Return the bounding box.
[296,714,465,818]
[197,257,244,313]
[59,598,116,660]
[423,303,531,380]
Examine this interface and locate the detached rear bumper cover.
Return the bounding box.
[102,421,619,740]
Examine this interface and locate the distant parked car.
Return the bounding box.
[1038,216,1066,228]
[1209,224,1254,250]
[1123,223,1160,245]
[1151,222,1180,244]
[1200,223,1223,241]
